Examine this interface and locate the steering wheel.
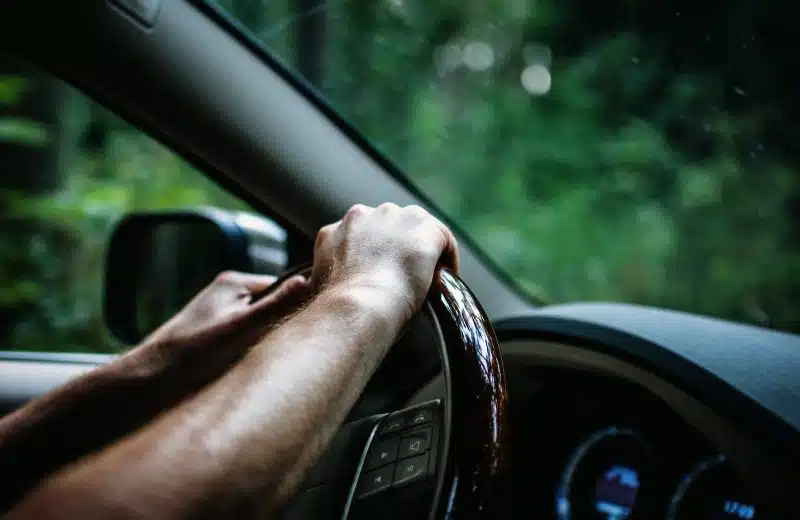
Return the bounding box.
[261,266,510,519]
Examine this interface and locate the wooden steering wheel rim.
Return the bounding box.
[426,267,509,520]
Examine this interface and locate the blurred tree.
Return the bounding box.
[1,0,798,354]
[0,55,68,347]
[0,70,251,352]
[0,57,64,193]
[294,0,326,87]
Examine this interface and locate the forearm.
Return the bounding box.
[8,283,401,520]
[0,337,236,513]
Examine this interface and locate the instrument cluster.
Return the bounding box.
[508,369,762,520]
[555,427,756,520]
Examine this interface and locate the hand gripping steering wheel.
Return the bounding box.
[259,266,509,520]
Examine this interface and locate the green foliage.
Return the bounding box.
[0,76,48,147]
[0,117,49,146]
[1,0,798,354]
[0,75,27,105]
[310,2,799,332]
[0,79,247,352]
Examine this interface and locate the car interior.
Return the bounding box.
[1,1,799,519]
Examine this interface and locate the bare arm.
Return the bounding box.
[6,203,458,520]
[7,283,400,520]
[0,273,309,513]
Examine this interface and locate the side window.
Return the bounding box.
[0,63,249,353]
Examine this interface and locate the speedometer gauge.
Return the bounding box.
[556,426,656,520]
[667,455,758,520]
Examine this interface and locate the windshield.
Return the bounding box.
[215,0,799,334]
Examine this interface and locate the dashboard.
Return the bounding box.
[509,369,757,520]
[402,302,800,520]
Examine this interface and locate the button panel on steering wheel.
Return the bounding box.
[347,400,443,518]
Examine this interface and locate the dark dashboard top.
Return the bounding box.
[495,302,800,455]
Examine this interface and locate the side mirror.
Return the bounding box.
[104,207,288,345]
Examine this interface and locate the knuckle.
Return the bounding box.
[405,204,431,221]
[347,203,369,217]
[407,233,443,262]
[319,222,337,236]
[406,204,428,216]
[344,204,369,223]
[315,224,335,247]
[424,237,445,259]
[377,201,399,212]
[214,270,239,285]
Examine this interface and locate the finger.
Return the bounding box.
[247,275,312,322]
[235,273,279,293]
[212,271,277,292]
[207,274,311,341]
[312,220,341,290]
[315,221,339,251]
[253,274,310,306]
[421,214,459,275]
[438,225,460,275]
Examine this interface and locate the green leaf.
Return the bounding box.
[0,117,50,146]
[0,75,28,106]
[0,280,40,306]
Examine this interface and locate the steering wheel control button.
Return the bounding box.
[404,407,434,427]
[357,464,395,499]
[398,428,431,460]
[366,437,400,470]
[378,414,405,436]
[393,452,430,486]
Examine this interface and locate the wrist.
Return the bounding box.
[115,337,175,381]
[324,276,413,334]
[308,279,409,348]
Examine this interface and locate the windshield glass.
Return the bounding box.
[215,0,799,334]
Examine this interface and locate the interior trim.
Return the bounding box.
[0,353,110,411]
[0,352,115,365]
[0,361,97,408]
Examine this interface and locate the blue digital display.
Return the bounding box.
[720,500,756,519]
[594,465,640,519]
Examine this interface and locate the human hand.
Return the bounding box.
[311,203,459,325]
[128,271,312,373]
[0,270,311,513]
[147,271,310,344]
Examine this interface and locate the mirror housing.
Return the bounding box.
[103,207,287,345]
